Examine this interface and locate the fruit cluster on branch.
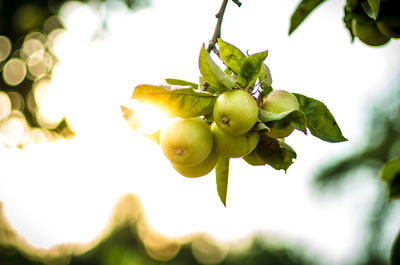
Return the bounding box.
[346,0,400,46]
[122,39,347,206]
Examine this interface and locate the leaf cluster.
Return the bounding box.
[289,0,399,46]
[289,0,382,36]
[125,39,346,206]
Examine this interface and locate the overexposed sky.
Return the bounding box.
[0,0,400,264]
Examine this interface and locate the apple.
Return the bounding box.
[262,90,299,113]
[243,150,265,166]
[171,149,218,178]
[213,89,259,136]
[352,18,390,46]
[377,16,400,38]
[261,90,300,138]
[211,122,260,158]
[160,117,213,166]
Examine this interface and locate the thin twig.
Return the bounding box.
[232,0,242,7]
[202,0,241,91]
[206,0,229,53]
[206,0,242,54]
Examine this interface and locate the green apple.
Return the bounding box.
[160,117,213,166]
[211,122,260,158]
[352,18,390,46]
[262,90,299,113]
[213,89,259,136]
[261,90,300,138]
[377,16,400,38]
[243,150,265,166]
[171,149,218,178]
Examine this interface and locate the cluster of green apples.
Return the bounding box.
[159,89,300,178]
[347,0,400,46]
[127,38,347,205]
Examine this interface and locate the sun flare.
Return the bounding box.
[121,100,170,134]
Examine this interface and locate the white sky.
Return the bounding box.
[1,0,400,264]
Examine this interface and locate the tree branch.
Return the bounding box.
[206,0,242,54]
[232,0,242,7]
[202,0,241,91]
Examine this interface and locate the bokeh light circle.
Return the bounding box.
[2,58,27,86]
[0,35,12,62]
[0,91,12,120]
[8,91,25,112]
[0,112,30,148]
[21,38,45,60]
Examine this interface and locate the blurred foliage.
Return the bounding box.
[312,79,400,264]
[0,0,150,45]
[290,0,400,47]
[0,192,395,265]
[0,227,312,265]
[392,232,400,265]
[0,194,316,265]
[0,0,150,142]
[313,80,400,188]
[289,0,326,35]
[380,157,400,199]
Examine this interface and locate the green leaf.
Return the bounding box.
[253,119,269,134]
[345,0,362,12]
[254,135,297,172]
[380,157,400,199]
[224,67,233,76]
[289,0,327,35]
[199,45,236,92]
[343,9,356,42]
[362,0,380,20]
[199,75,220,94]
[259,109,307,135]
[260,86,273,96]
[132,84,216,118]
[215,156,230,207]
[258,63,273,93]
[165,78,198,89]
[218,38,246,74]
[392,231,400,265]
[237,51,268,89]
[293,93,347,143]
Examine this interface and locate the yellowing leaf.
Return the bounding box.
[165,78,198,89]
[218,38,246,74]
[132,84,216,118]
[199,45,236,92]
